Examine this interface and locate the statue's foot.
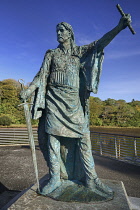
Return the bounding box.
[40,178,61,195]
[86,178,113,195]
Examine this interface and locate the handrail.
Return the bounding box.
[90,131,140,165]
[91,131,140,139]
[0,128,140,165]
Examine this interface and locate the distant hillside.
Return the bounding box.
[0,79,140,127]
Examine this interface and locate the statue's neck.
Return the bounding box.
[60,40,71,53]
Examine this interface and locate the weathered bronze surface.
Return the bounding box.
[18,79,40,191]
[20,9,133,202]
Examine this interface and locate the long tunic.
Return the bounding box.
[46,47,88,138]
[31,41,104,138]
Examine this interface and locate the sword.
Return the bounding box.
[18,79,40,192]
[116,4,136,35]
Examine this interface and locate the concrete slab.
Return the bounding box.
[0,191,19,209]
[129,197,140,210]
[2,177,131,210]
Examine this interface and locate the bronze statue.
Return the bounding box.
[20,6,134,201]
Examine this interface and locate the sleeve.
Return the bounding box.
[79,41,104,94]
[79,41,97,58]
[31,49,52,87]
[24,50,52,98]
[30,50,53,119]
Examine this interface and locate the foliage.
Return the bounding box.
[0,79,25,124]
[0,79,140,127]
[0,115,12,126]
[89,97,140,127]
[89,97,103,126]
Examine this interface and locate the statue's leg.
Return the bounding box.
[78,133,97,180]
[79,133,113,195]
[60,137,76,180]
[40,134,61,195]
[38,113,49,165]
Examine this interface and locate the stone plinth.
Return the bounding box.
[4,177,131,210]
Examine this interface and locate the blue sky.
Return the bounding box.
[0,0,140,102]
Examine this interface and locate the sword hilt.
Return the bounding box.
[116,4,136,35]
[18,102,33,107]
[18,79,27,104]
[18,79,25,91]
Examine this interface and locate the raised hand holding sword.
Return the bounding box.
[116,4,136,35]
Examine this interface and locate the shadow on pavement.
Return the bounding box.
[93,154,140,175]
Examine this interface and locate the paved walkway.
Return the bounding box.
[0,145,140,209]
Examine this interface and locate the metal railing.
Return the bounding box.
[91,132,140,165]
[0,128,140,165]
[0,128,38,145]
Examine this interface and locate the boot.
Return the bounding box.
[86,177,113,195]
[40,176,61,195]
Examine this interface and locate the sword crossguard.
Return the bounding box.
[18,102,33,107]
[116,4,136,35]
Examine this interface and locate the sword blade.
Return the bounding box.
[23,103,40,191]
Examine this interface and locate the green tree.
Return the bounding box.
[1,79,140,127]
[89,97,103,126]
[0,79,25,124]
[0,115,12,126]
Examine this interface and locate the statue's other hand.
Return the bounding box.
[119,14,132,30]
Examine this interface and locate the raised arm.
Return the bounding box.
[96,14,132,53]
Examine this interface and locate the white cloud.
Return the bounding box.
[77,37,93,45]
[75,33,93,45]
[106,49,140,59]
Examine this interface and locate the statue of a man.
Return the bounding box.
[20,14,131,196]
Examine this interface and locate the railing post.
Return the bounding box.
[118,139,121,158]
[99,133,103,155]
[134,137,137,157]
[14,128,16,144]
[114,136,118,159]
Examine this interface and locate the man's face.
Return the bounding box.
[57,25,71,44]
